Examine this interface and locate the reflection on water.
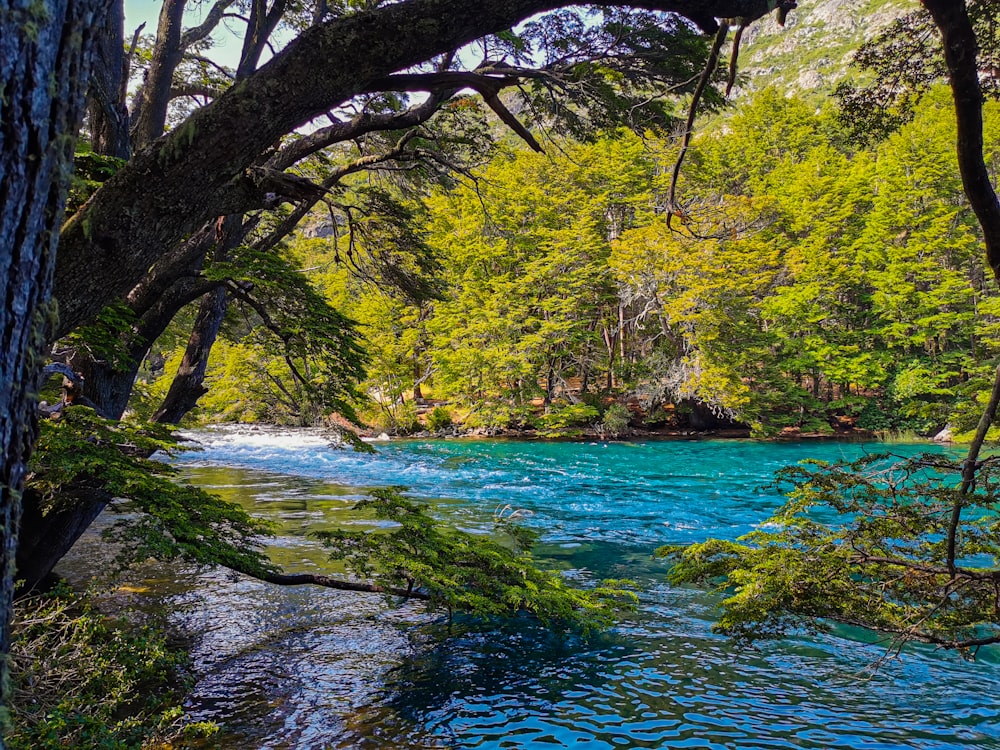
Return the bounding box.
[57,428,1000,748]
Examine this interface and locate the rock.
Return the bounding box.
[933,427,953,443]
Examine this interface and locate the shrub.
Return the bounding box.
[362,399,421,434]
[7,587,217,749]
[464,403,535,430]
[426,406,453,431]
[538,403,600,430]
[601,402,632,438]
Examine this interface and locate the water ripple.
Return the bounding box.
[151,430,1000,749]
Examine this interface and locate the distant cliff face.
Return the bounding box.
[731,0,912,99]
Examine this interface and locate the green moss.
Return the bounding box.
[9,2,55,48]
[158,119,199,167]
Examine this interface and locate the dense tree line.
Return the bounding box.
[249,87,996,437]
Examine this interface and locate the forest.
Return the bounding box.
[2,0,1000,746]
[172,88,998,440]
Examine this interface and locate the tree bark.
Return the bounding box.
[0,0,109,699]
[921,0,1000,279]
[152,286,229,423]
[52,0,784,342]
[87,0,130,158]
[16,485,111,594]
[150,11,289,426]
[236,0,288,79]
[130,0,187,149]
[62,219,222,419]
[64,272,221,419]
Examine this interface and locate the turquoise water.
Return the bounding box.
[158,428,1000,749]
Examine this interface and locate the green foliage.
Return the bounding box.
[538,403,600,430]
[361,397,421,435]
[601,402,632,438]
[361,87,996,435]
[666,453,1000,655]
[28,408,276,577]
[318,488,636,633]
[515,8,717,139]
[67,145,125,213]
[170,340,272,424]
[187,85,1000,436]
[208,241,366,424]
[6,587,216,749]
[426,406,453,431]
[836,1,1000,143]
[462,402,537,431]
[421,135,650,416]
[340,288,430,433]
[63,302,138,372]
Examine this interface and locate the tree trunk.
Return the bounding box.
[413,358,424,400]
[153,286,229,423]
[66,272,222,419]
[0,0,108,695]
[602,326,617,390]
[921,0,1000,279]
[130,0,186,149]
[544,359,556,405]
[87,0,130,158]
[16,486,111,594]
[62,222,222,419]
[72,356,136,419]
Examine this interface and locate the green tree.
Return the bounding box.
[669,0,1000,660]
[424,136,652,424]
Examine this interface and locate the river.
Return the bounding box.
[59,427,1000,748]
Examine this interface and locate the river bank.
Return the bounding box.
[357,421,892,443]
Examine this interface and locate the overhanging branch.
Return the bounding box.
[232,566,432,599]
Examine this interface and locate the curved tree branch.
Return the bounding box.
[948,362,1000,573]
[180,0,239,49]
[270,90,454,170]
[170,83,228,100]
[229,565,432,599]
[667,20,729,229]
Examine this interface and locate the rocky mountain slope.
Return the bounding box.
[729,0,913,100]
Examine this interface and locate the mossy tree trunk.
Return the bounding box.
[0,0,109,703]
